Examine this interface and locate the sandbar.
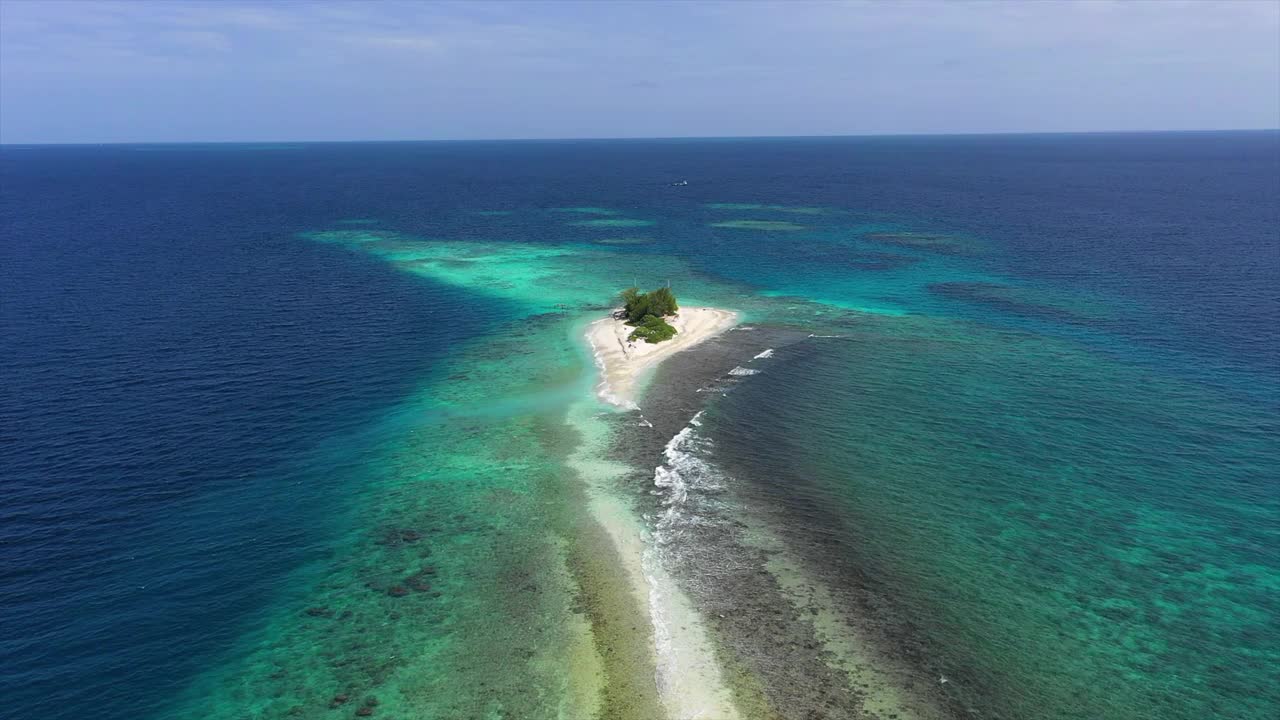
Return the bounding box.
[587,307,738,409]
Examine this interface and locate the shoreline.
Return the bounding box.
[576,306,742,719]
[586,306,739,410]
[591,320,949,720]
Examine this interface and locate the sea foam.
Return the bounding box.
[642,411,739,718]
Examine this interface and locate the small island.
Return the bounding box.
[586,287,738,408]
[618,285,680,343]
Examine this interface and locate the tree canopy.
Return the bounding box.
[620,285,678,325]
[629,314,677,343]
[620,285,680,344]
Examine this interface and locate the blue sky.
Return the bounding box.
[2,0,1277,143]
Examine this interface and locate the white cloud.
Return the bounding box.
[1,0,1276,142]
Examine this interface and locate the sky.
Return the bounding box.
[1,0,1278,144]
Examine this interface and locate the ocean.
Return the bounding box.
[2,133,1277,720]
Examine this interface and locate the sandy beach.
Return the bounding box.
[587,306,738,409]
[576,305,743,719]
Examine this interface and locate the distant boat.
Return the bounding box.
[670,179,688,186]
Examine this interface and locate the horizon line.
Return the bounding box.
[3,127,1278,148]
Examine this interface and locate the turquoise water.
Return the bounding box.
[3,134,1276,719]
[699,316,1277,718]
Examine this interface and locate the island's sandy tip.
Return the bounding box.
[587,306,739,409]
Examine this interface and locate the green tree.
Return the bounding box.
[649,286,679,317]
[619,285,679,325]
[620,287,641,311]
[628,314,677,343]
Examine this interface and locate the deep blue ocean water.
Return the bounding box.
[1,149,511,717]
[2,133,1277,719]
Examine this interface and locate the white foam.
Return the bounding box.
[728,366,760,376]
[652,419,700,505]
[641,412,739,718]
[567,400,738,720]
[752,348,775,360]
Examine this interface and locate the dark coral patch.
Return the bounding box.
[847,252,921,271]
[374,527,425,547]
[865,232,982,256]
[929,282,1094,325]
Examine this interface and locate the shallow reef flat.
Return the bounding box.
[706,203,829,215]
[711,219,809,231]
[570,218,656,228]
[863,231,985,256]
[184,182,1280,720]
[552,206,622,215]
[591,236,655,245]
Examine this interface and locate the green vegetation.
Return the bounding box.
[629,314,677,343]
[620,286,678,323]
[619,286,679,343]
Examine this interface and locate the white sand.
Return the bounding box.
[575,306,742,719]
[587,307,738,409]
